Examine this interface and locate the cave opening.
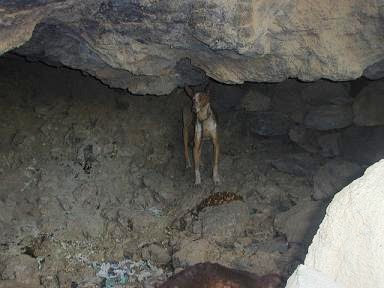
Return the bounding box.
[0,52,383,288]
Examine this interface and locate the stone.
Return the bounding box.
[270,153,321,177]
[157,263,281,288]
[143,171,177,202]
[288,126,320,153]
[285,265,342,288]
[313,159,363,201]
[194,201,250,245]
[241,89,271,112]
[297,160,384,288]
[247,112,291,136]
[0,280,41,288]
[233,251,281,276]
[353,80,384,126]
[290,128,340,159]
[317,133,341,157]
[271,80,307,124]
[304,105,353,130]
[0,255,40,286]
[172,239,220,268]
[1,1,383,94]
[364,59,384,80]
[211,81,246,112]
[301,80,351,105]
[340,126,384,165]
[274,200,326,244]
[141,244,171,266]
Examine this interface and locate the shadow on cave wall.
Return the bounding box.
[0,53,383,287]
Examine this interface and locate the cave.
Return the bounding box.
[1,1,384,288]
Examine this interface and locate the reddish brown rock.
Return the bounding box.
[157,262,281,288]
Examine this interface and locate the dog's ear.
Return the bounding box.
[185,86,194,98]
[204,82,211,95]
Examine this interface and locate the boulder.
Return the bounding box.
[313,159,363,200]
[304,105,353,130]
[194,201,250,244]
[172,239,220,268]
[289,126,320,153]
[241,89,271,112]
[317,132,341,157]
[340,126,384,165]
[141,244,171,266]
[247,112,291,136]
[285,265,342,288]
[274,200,326,244]
[157,263,281,288]
[353,80,384,126]
[301,80,351,106]
[292,160,384,288]
[271,80,306,124]
[0,255,40,287]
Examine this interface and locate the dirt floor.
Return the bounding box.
[0,54,336,287]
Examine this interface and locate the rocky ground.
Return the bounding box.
[0,54,383,288]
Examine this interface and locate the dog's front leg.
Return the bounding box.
[212,132,220,185]
[193,122,202,185]
[183,126,192,168]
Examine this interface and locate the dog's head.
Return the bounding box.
[185,86,210,114]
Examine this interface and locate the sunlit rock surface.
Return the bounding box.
[286,160,384,288]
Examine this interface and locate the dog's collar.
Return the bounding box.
[197,104,211,122]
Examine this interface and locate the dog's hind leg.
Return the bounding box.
[193,122,203,185]
[212,133,220,185]
[182,107,193,169]
[183,126,192,168]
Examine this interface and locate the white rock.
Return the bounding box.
[285,265,342,288]
[286,159,384,288]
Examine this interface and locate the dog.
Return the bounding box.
[183,85,220,185]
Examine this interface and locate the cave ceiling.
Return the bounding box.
[0,0,383,95]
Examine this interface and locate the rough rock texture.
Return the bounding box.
[301,80,351,106]
[274,200,326,245]
[353,79,384,126]
[0,255,40,287]
[340,126,384,165]
[285,265,341,288]
[241,89,271,112]
[158,262,281,288]
[275,201,324,243]
[313,159,363,201]
[288,160,384,288]
[1,0,384,94]
[194,201,250,245]
[247,112,291,136]
[304,105,353,131]
[172,239,221,268]
[2,55,383,287]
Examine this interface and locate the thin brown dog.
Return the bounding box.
[183,86,220,185]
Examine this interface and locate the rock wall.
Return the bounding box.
[286,159,384,288]
[0,0,384,94]
[2,54,384,287]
